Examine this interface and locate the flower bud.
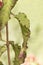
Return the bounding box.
[0,0,3,9]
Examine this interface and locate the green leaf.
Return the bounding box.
[15,13,30,28]
[10,42,21,65]
[0,0,18,30]
[9,13,30,65]
[10,42,21,57]
[10,41,25,65]
[0,45,6,56]
[15,13,30,48]
[20,23,30,42]
[13,44,21,65]
[14,13,30,62]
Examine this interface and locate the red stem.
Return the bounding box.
[6,23,11,65]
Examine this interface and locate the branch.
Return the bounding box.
[6,23,11,65]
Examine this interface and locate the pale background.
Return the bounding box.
[0,0,43,65]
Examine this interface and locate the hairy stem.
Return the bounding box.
[6,23,11,65]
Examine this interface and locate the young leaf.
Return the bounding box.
[10,42,21,65]
[15,13,30,48]
[0,0,18,30]
[10,41,26,65]
[15,13,30,28]
[14,13,30,63]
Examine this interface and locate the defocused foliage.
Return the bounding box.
[0,61,3,65]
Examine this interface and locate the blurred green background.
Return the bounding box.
[0,0,43,65]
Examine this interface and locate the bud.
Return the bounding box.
[0,0,3,9]
[19,48,26,59]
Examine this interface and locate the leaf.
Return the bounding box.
[14,13,30,63]
[0,45,6,56]
[10,41,21,65]
[10,41,21,57]
[15,13,30,48]
[15,13,30,28]
[10,41,25,65]
[9,13,30,65]
[0,0,18,30]
[20,23,30,42]
[13,44,21,65]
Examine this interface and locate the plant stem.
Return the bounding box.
[6,23,11,65]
